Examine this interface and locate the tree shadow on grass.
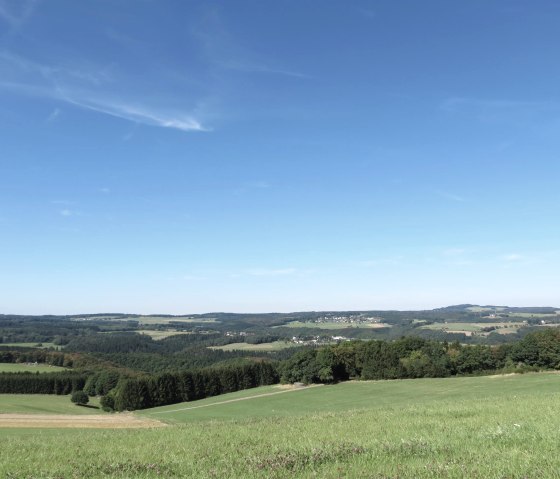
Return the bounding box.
[76,404,100,409]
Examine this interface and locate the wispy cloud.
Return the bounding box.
[0,0,37,28]
[245,268,297,277]
[60,93,208,132]
[46,107,60,122]
[0,51,208,132]
[434,190,466,203]
[59,209,73,217]
[221,60,311,79]
[192,9,309,80]
[440,97,546,113]
[442,248,465,257]
[359,257,403,267]
[440,96,560,127]
[233,180,272,195]
[502,253,523,262]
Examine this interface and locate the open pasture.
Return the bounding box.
[0,394,103,414]
[140,372,559,424]
[282,320,390,330]
[2,373,560,478]
[420,321,524,335]
[506,312,560,318]
[134,316,219,325]
[210,341,295,352]
[137,330,192,340]
[0,363,67,373]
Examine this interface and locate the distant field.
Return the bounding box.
[0,363,67,373]
[137,330,192,340]
[0,394,104,415]
[506,312,559,318]
[466,306,506,312]
[420,321,524,335]
[134,316,219,325]
[0,342,60,350]
[88,315,219,325]
[210,341,295,352]
[2,373,560,477]
[282,320,390,330]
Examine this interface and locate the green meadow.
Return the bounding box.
[210,341,295,351]
[137,330,192,340]
[420,322,524,334]
[131,316,219,325]
[0,363,67,373]
[2,373,560,478]
[283,320,389,329]
[0,394,103,414]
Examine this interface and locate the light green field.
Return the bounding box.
[420,322,523,334]
[210,341,295,352]
[466,306,506,312]
[506,312,559,318]
[137,330,192,340]
[0,394,103,414]
[0,363,67,373]
[0,342,60,349]
[134,316,219,325]
[139,373,559,424]
[283,320,389,330]
[2,373,560,478]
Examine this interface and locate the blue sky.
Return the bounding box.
[1,1,559,314]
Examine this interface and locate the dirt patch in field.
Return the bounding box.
[0,413,165,429]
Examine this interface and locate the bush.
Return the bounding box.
[70,390,89,405]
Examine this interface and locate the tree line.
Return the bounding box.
[107,361,279,411]
[279,329,560,384]
[0,372,88,394]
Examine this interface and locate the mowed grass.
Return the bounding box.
[0,363,67,373]
[0,394,104,414]
[2,373,560,478]
[210,341,296,352]
[506,312,559,318]
[130,316,219,325]
[420,322,524,334]
[139,373,559,423]
[283,320,389,329]
[137,330,192,340]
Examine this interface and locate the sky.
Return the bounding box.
[1,0,559,314]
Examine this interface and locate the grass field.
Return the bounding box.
[129,316,219,325]
[137,330,192,340]
[420,321,524,335]
[0,363,67,373]
[506,312,560,318]
[2,373,560,477]
[282,320,390,330]
[0,394,104,414]
[210,341,296,352]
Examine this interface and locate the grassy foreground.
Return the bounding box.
[1,373,560,478]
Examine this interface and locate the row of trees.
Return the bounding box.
[108,361,279,411]
[279,329,560,384]
[0,372,88,394]
[0,350,69,367]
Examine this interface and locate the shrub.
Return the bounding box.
[71,390,89,405]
